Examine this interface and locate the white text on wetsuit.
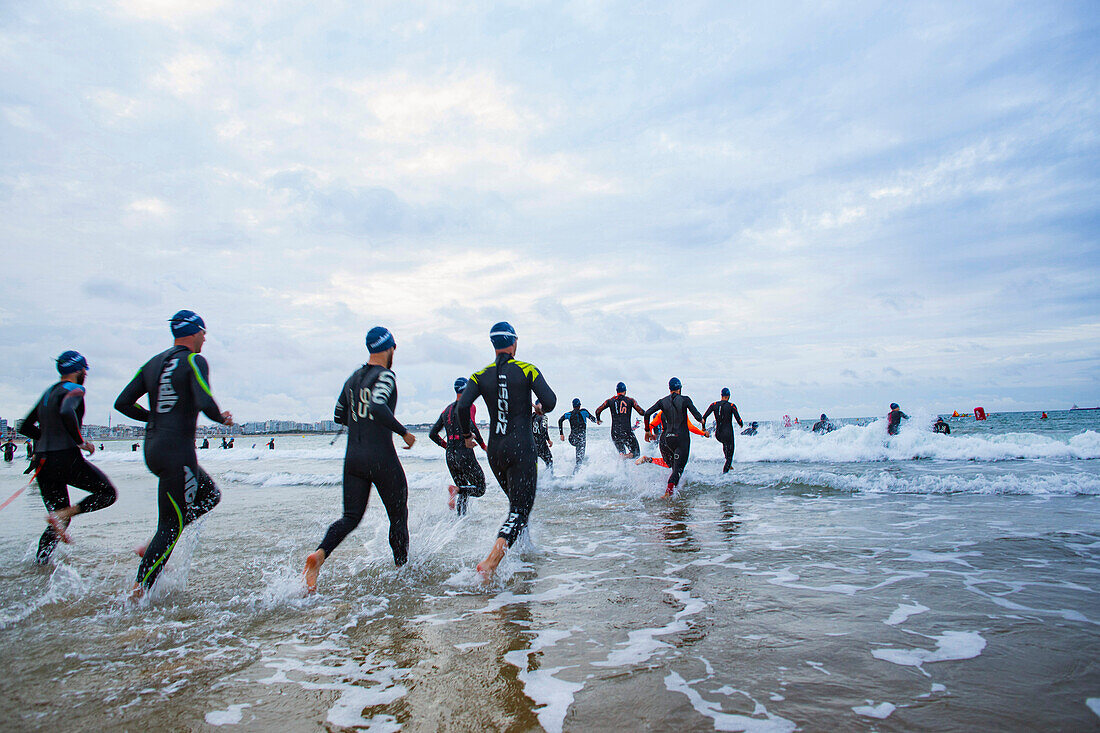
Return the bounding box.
[157,357,179,413]
[496,372,508,435]
[354,371,395,422]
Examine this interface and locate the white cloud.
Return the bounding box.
[127,197,171,216]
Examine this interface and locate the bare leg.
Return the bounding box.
[477,537,508,582]
[303,549,326,593]
[448,485,457,511]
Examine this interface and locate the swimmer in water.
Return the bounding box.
[741,421,759,436]
[18,351,118,562]
[812,413,835,434]
[456,322,556,580]
[303,327,415,592]
[595,382,645,458]
[932,417,951,434]
[115,311,233,598]
[702,388,743,473]
[644,378,706,498]
[887,403,909,436]
[558,398,598,473]
[429,377,488,516]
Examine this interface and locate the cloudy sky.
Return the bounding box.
[2,1,1098,425]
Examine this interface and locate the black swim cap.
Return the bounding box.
[616,382,627,394]
[669,377,681,391]
[56,350,88,375]
[890,403,899,410]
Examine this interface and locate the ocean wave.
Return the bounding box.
[737,468,1100,496]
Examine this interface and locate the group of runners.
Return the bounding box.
[8,310,767,597]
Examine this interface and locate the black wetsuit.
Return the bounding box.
[933,421,950,435]
[812,420,835,434]
[887,409,909,436]
[532,413,553,469]
[645,393,704,488]
[1,441,15,462]
[317,364,410,564]
[19,381,118,562]
[741,425,757,436]
[703,399,743,473]
[115,346,226,588]
[558,408,596,471]
[430,401,486,516]
[596,395,643,457]
[457,353,556,546]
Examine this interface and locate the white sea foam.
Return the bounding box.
[852,701,896,719]
[504,628,583,733]
[664,671,796,732]
[205,703,251,725]
[872,630,986,668]
[885,602,929,626]
[1086,698,1100,719]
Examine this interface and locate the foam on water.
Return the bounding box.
[852,701,896,719]
[871,630,987,669]
[504,628,584,733]
[664,671,797,733]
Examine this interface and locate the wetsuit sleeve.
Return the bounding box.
[429,413,446,448]
[558,413,569,432]
[471,419,486,448]
[334,376,353,426]
[456,380,478,436]
[595,399,610,419]
[59,387,86,444]
[114,369,152,423]
[187,353,226,424]
[368,375,407,437]
[632,398,645,416]
[18,403,41,440]
[685,397,705,424]
[688,418,707,437]
[702,402,716,429]
[531,371,556,413]
[901,412,910,420]
[643,401,662,431]
[585,410,597,424]
[732,404,743,428]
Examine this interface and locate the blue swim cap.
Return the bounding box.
[616,382,627,394]
[366,326,396,353]
[669,377,682,391]
[454,377,468,393]
[721,387,730,397]
[572,398,581,409]
[169,310,206,337]
[890,403,899,410]
[489,321,517,348]
[56,350,88,375]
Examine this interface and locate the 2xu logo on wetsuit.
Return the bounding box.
[352,372,396,422]
[157,357,180,414]
[496,373,508,435]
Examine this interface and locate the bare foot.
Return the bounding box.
[129,583,144,602]
[45,513,73,544]
[635,456,651,465]
[476,538,508,582]
[133,543,149,558]
[664,484,675,499]
[303,549,325,593]
[448,485,458,511]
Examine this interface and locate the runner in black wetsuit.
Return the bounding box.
[115,311,233,598]
[558,399,598,473]
[1,440,15,462]
[303,326,416,592]
[595,382,645,458]
[18,351,117,562]
[887,403,909,436]
[532,405,553,470]
[456,322,556,579]
[644,377,705,498]
[430,377,487,517]
[702,387,743,474]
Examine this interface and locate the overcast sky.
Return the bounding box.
[2,1,1098,425]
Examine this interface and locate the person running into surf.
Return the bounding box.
[115,311,233,598]
[644,377,705,498]
[18,351,118,563]
[595,382,645,458]
[887,403,909,436]
[429,377,487,516]
[636,409,708,468]
[303,327,416,592]
[558,398,598,473]
[456,322,556,580]
[532,404,554,470]
[702,388,744,473]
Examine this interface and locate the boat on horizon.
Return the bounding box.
[1070,405,1100,411]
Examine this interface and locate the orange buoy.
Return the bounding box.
[974,407,987,420]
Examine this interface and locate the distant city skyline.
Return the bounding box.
[1,2,1097,424]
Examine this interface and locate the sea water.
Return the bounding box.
[0,410,1097,731]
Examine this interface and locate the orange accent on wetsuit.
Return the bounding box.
[649,411,707,437]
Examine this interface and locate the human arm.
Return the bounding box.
[429,413,447,449]
[334,380,351,426]
[470,418,487,450]
[531,371,556,413]
[456,377,479,437]
[688,417,708,437]
[114,369,152,423]
[18,402,41,440]
[586,410,598,425]
[701,402,716,432]
[558,412,569,438]
[732,404,743,428]
[685,397,705,424]
[643,401,661,433]
[59,386,89,449]
[187,354,232,425]
[632,398,645,416]
[594,399,610,421]
[365,369,407,437]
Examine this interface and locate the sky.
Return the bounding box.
[1,0,1098,426]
